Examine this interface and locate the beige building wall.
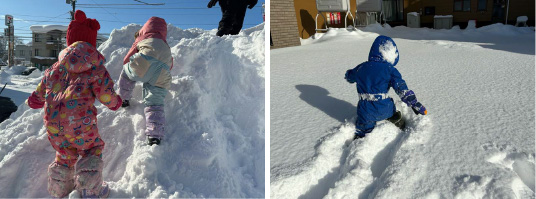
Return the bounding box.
[271,0,301,49]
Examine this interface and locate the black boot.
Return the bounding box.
[353,133,365,140]
[121,100,130,108]
[147,136,161,146]
[388,111,405,129]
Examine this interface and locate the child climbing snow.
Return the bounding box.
[26,10,122,198]
[344,35,427,140]
[118,16,172,146]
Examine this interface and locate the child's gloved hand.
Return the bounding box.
[110,96,123,111]
[402,90,427,115]
[412,102,427,115]
[207,0,218,8]
[401,90,418,106]
[345,70,355,83]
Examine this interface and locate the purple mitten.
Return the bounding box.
[412,102,427,115]
[401,90,417,106]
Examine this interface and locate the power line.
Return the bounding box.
[77,6,264,10]
[89,0,126,23]
[132,0,165,5]
[78,3,164,6]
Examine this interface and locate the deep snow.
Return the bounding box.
[271,23,535,199]
[0,23,265,198]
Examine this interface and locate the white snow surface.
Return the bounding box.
[271,24,535,199]
[0,23,265,198]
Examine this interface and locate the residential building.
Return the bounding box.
[30,25,68,70]
[14,43,32,67]
[283,0,534,40]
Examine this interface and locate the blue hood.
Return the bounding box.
[368,35,399,66]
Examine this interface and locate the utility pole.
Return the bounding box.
[5,15,13,67]
[67,0,77,20]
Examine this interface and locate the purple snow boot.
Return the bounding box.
[48,162,75,198]
[75,155,108,198]
[144,105,165,145]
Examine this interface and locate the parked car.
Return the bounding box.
[21,67,38,76]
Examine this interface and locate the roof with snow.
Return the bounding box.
[30,25,68,33]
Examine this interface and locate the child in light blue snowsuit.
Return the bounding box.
[345,35,427,139]
[118,17,172,145]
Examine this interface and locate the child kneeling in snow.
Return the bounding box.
[344,35,427,140]
[118,17,172,146]
[26,10,122,198]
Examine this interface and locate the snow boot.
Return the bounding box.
[80,182,110,198]
[147,136,161,146]
[144,106,165,139]
[48,162,75,198]
[75,155,106,198]
[353,133,365,140]
[388,111,405,129]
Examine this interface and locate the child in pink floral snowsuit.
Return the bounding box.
[27,10,121,198]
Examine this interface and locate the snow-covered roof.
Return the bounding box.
[30,25,68,33]
[33,56,57,60]
[407,12,419,16]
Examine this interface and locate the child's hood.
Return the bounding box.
[368,35,399,66]
[57,41,104,73]
[123,16,168,65]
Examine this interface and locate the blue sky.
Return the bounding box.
[1,0,265,43]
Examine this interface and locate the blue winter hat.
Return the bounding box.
[368,35,399,66]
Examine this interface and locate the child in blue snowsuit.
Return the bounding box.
[345,35,427,139]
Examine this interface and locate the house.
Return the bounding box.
[28,25,109,70]
[14,43,32,67]
[276,0,535,41]
[29,25,68,70]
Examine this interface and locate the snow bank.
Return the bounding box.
[0,66,27,85]
[0,69,11,84]
[0,23,265,198]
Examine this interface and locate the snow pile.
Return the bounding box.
[271,23,534,198]
[0,66,27,85]
[0,69,11,84]
[0,23,265,198]
[27,69,42,78]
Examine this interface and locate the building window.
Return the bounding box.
[35,49,39,56]
[51,50,58,57]
[424,7,436,15]
[19,50,24,56]
[454,0,471,12]
[29,50,32,57]
[477,0,487,11]
[34,33,41,42]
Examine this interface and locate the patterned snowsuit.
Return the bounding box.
[27,41,122,197]
[118,17,172,139]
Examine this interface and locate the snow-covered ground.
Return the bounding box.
[0,23,265,198]
[271,23,535,199]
